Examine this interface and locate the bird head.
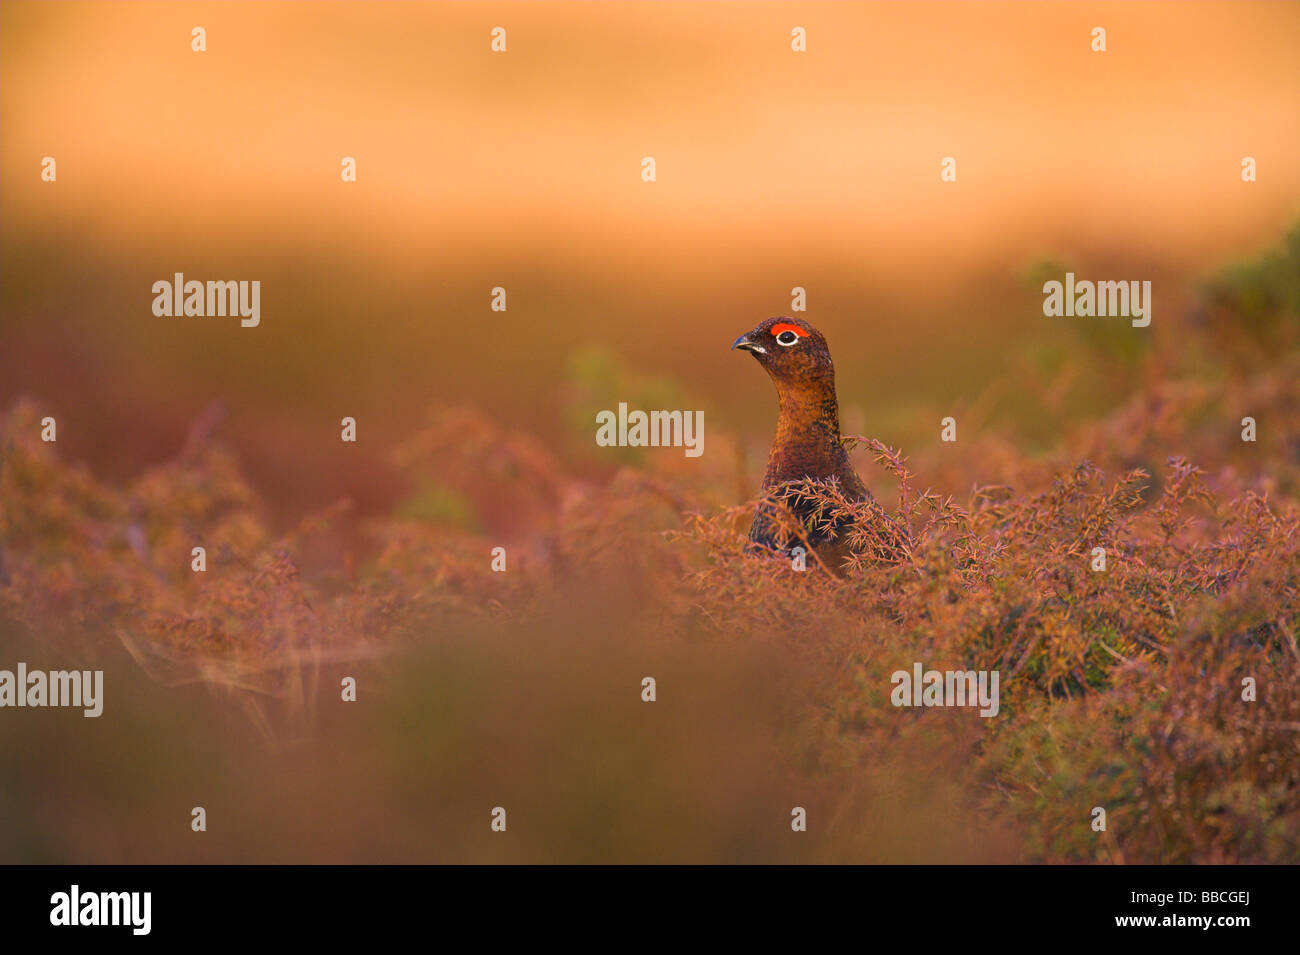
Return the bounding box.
[731,317,835,390]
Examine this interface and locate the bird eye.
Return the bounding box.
[776,330,800,347]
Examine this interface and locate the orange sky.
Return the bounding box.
[5,1,1298,277]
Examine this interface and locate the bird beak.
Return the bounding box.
[732,333,766,355]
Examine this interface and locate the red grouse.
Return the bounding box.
[732,317,873,565]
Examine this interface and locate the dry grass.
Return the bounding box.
[2,232,1299,862]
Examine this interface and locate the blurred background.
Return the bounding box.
[4,0,1298,522]
[2,2,1299,864]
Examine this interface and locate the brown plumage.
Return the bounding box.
[732,316,873,567]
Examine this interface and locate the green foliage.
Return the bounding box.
[396,480,478,530]
[563,344,690,465]
[1201,224,1300,346]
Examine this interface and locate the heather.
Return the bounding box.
[1,235,1298,863]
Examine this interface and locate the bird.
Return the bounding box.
[732,316,875,568]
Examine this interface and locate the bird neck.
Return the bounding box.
[763,380,847,487]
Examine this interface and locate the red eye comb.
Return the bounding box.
[771,323,808,337]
